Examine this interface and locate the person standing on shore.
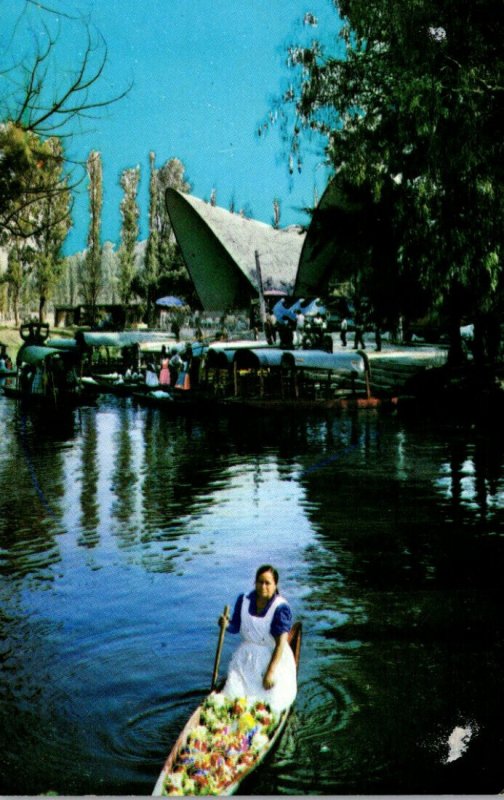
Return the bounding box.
[340,317,348,347]
[295,309,305,346]
[353,302,366,350]
[375,326,382,352]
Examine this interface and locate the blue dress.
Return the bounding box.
[223,590,297,712]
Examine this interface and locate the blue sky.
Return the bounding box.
[2,0,340,254]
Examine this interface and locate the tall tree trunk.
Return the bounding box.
[39,295,46,324]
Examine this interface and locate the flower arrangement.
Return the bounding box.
[162,693,278,796]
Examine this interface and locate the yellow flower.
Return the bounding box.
[238,712,256,732]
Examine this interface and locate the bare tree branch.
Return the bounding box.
[25,0,82,21]
[1,4,130,241]
[13,28,132,135]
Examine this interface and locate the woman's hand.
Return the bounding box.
[263,632,288,690]
[217,604,230,633]
[263,668,275,690]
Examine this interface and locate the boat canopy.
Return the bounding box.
[281,350,368,374]
[233,348,286,369]
[81,331,178,348]
[80,331,206,358]
[17,344,70,367]
[208,340,270,351]
[205,348,235,369]
[139,340,180,354]
[46,338,81,352]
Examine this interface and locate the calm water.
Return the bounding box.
[1,391,504,795]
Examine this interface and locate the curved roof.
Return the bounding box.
[165,189,305,311]
[234,348,285,369]
[281,349,367,374]
[294,179,340,296]
[17,344,73,366]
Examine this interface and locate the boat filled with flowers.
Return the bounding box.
[152,621,302,796]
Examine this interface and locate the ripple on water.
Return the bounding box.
[2,400,504,794]
[108,688,204,764]
[245,678,357,795]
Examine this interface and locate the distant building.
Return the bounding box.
[54,303,143,329]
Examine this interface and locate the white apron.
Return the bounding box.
[223,594,297,712]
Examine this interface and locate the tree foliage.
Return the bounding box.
[141,154,196,320]
[1,3,128,234]
[28,137,72,321]
[144,152,161,324]
[0,124,72,241]
[0,1,129,322]
[1,135,71,321]
[270,0,503,362]
[2,244,28,325]
[118,165,140,305]
[80,150,103,320]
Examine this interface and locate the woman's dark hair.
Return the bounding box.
[255,564,279,585]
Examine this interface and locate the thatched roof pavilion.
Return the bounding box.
[295,179,340,297]
[165,188,305,311]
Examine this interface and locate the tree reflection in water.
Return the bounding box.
[0,397,504,794]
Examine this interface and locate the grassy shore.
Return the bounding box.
[0,325,22,359]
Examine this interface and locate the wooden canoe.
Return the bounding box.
[152,621,302,796]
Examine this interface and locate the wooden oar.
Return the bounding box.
[211,604,230,691]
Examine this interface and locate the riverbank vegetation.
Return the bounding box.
[1,0,502,382]
[0,3,195,327]
[265,0,502,372]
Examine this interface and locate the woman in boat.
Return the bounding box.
[220,564,297,713]
[145,360,159,388]
[159,346,171,387]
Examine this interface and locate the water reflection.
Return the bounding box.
[79,408,100,545]
[294,414,504,793]
[436,432,504,520]
[0,408,73,579]
[1,396,504,794]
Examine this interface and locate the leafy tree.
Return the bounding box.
[269,0,503,364]
[80,150,103,323]
[156,240,197,305]
[144,152,161,325]
[0,125,71,242]
[101,241,119,304]
[2,244,27,325]
[118,166,140,305]
[142,154,197,319]
[155,157,191,271]
[54,252,82,307]
[28,138,72,321]
[0,123,43,231]
[1,3,130,325]
[0,135,71,321]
